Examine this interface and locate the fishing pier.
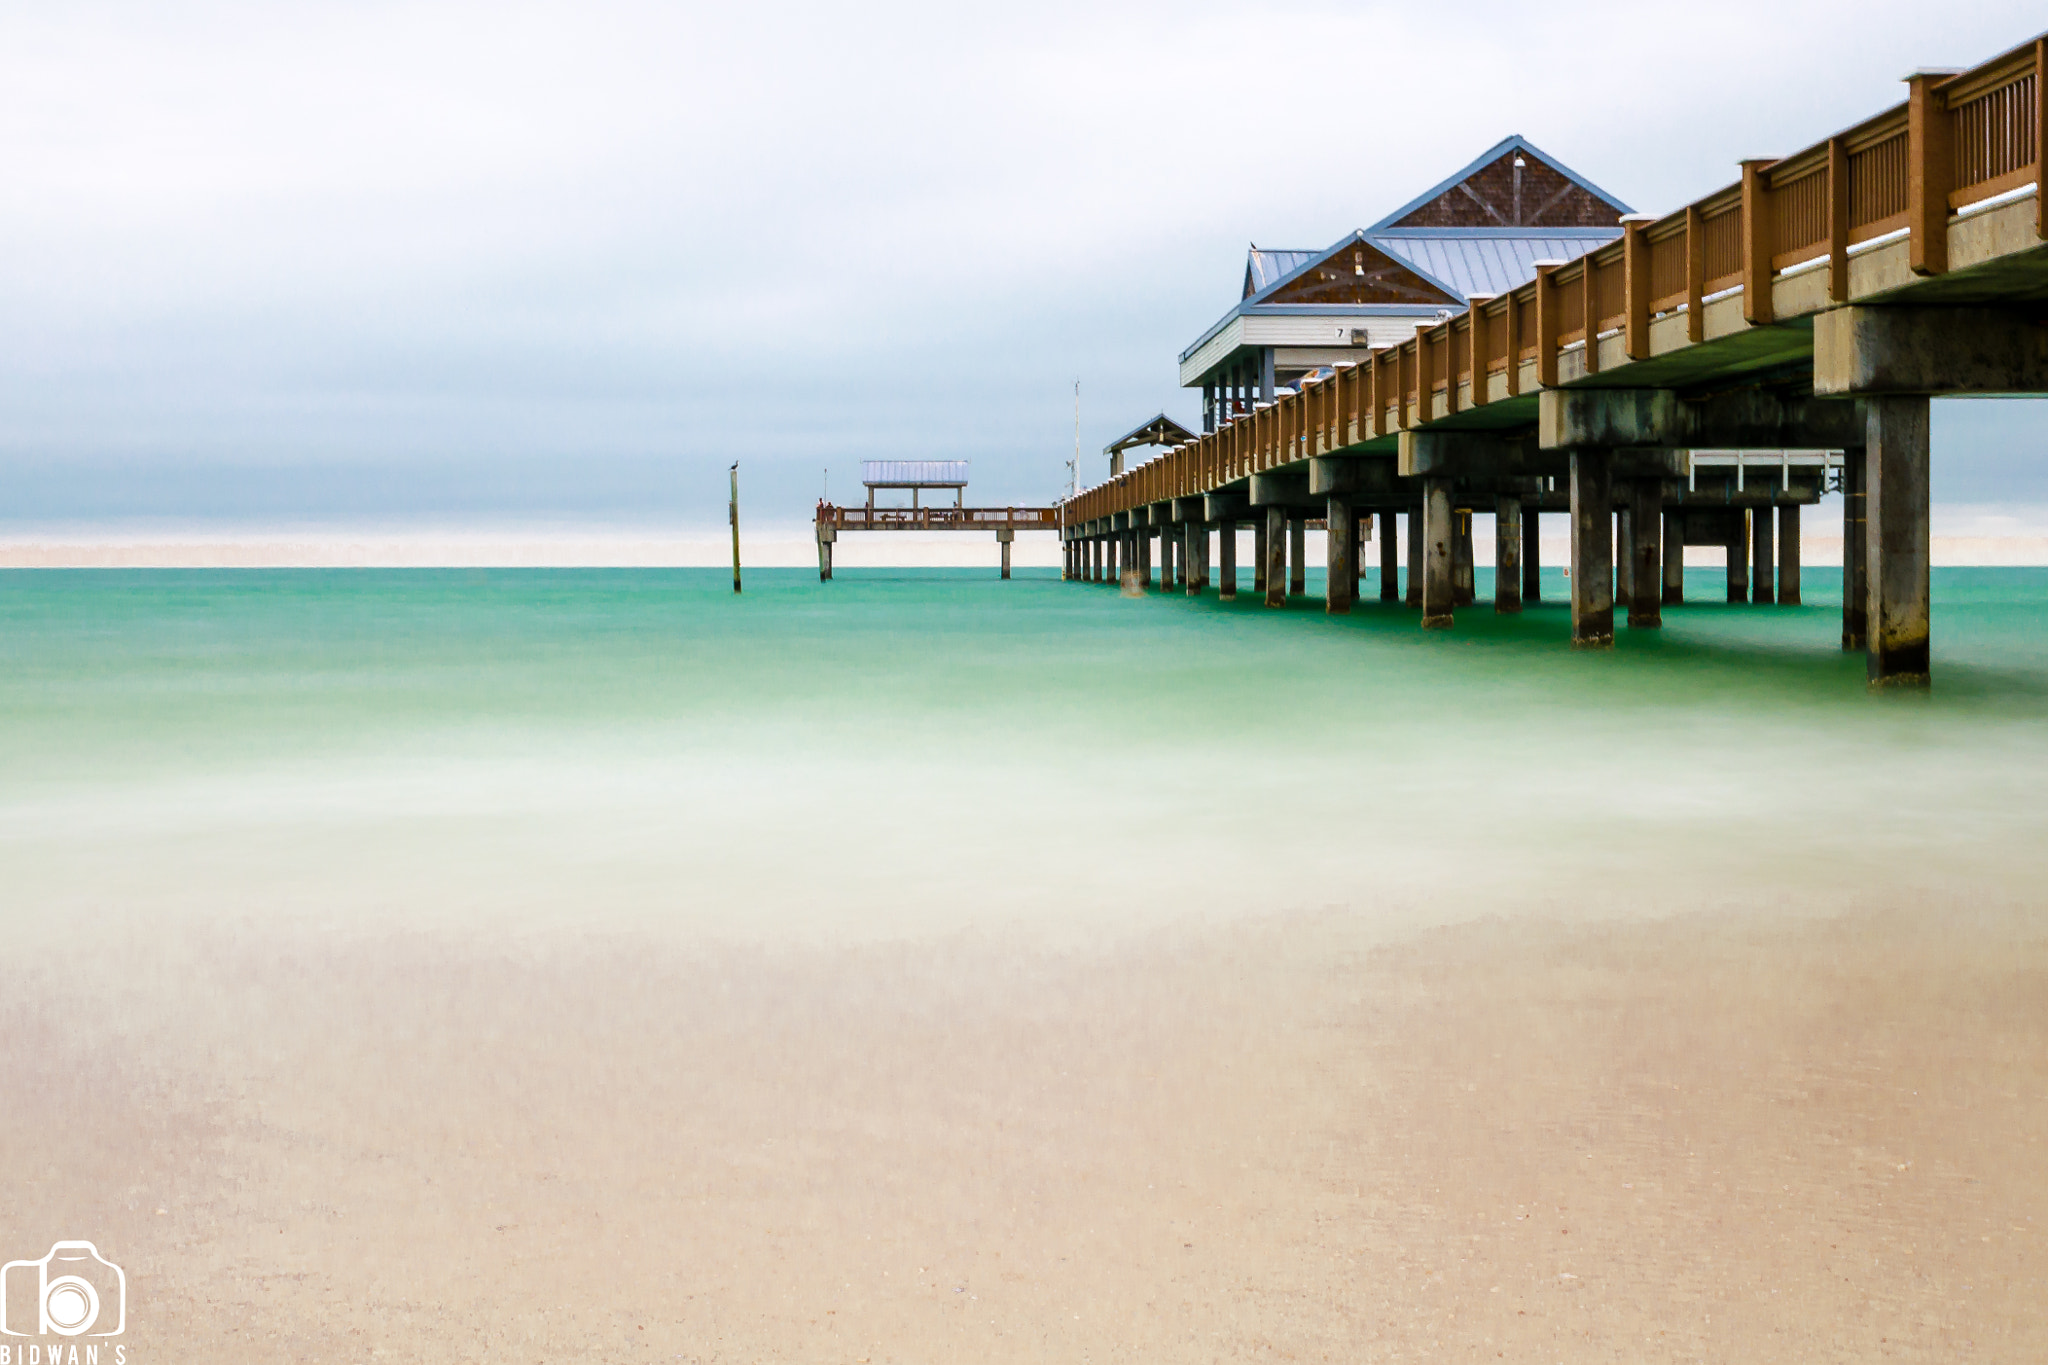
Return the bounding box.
[1059,34,2048,687]
[817,461,1057,578]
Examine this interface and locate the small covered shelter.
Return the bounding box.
[1104,414,1198,476]
[861,459,969,510]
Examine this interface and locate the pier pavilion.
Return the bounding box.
[1060,31,2048,688]
[1183,136,1633,432]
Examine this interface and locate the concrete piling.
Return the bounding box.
[1264,505,1287,607]
[1778,505,1801,605]
[1494,495,1522,614]
[1288,517,1306,598]
[1522,509,1541,603]
[1422,479,1455,630]
[1184,520,1201,596]
[1628,479,1662,629]
[1864,396,1931,686]
[1842,447,1867,650]
[1616,507,1635,607]
[1750,501,1775,604]
[1726,515,1749,603]
[998,528,1013,580]
[1253,518,1268,596]
[1220,519,1238,599]
[1452,510,1475,606]
[1568,450,1614,647]
[1380,510,1400,601]
[1326,497,1355,615]
[1405,506,1423,608]
[817,522,835,581]
[1661,509,1684,605]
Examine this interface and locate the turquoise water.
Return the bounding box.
[5,567,2048,946]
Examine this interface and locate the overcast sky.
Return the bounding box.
[1,0,2043,526]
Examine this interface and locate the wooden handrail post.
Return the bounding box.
[1827,136,1851,302]
[1740,159,1776,325]
[1684,204,1705,343]
[1504,290,1523,396]
[1622,218,1651,361]
[1581,262,1601,374]
[1533,262,1563,388]
[1467,297,1492,407]
[1414,326,1435,425]
[2036,38,2046,240]
[1907,71,1953,276]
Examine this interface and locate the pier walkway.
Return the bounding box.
[1059,34,2048,686]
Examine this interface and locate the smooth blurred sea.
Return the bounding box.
[5,566,2048,950]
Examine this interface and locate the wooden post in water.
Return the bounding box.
[729,463,742,594]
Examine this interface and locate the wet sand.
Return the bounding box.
[9,897,2044,1362]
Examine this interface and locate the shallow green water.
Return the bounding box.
[4,567,2047,945]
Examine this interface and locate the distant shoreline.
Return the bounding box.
[5,522,2048,569]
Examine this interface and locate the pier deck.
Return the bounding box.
[1060,34,2048,686]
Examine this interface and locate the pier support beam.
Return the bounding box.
[1778,505,1801,605]
[1380,511,1400,601]
[1421,479,1455,630]
[1865,396,1931,687]
[1628,480,1662,629]
[1494,496,1522,614]
[817,523,835,581]
[1264,505,1287,607]
[1253,518,1268,596]
[1184,520,1202,595]
[1219,520,1238,599]
[1326,497,1355,615]
[1661,510,1683,604]
[1405,506,1423,608]
[1288,517,1306,598]
[1522,510,1541,603]
[1750,503,1774,604]
[1569,451,1614,648]
[998,528,1013,580]
[1726,516,1748,603]
[1843,447,1867,649]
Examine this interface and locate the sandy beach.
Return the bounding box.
[7,897,2040,1362]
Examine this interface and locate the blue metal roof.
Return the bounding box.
[1365,134,1633,232]
[1370,228,1619,298]
[862,460,968,487]
[1243,248,1317,297]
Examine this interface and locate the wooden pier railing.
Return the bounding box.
[1061,36,2046,528]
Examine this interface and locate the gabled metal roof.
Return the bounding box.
[1370,228,1619,298]
[862,460,968,487]
[1105,413,1198,455]
[1365,134,1633,232]
[1243,248,1317,298]
[1245,229,1469,308]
